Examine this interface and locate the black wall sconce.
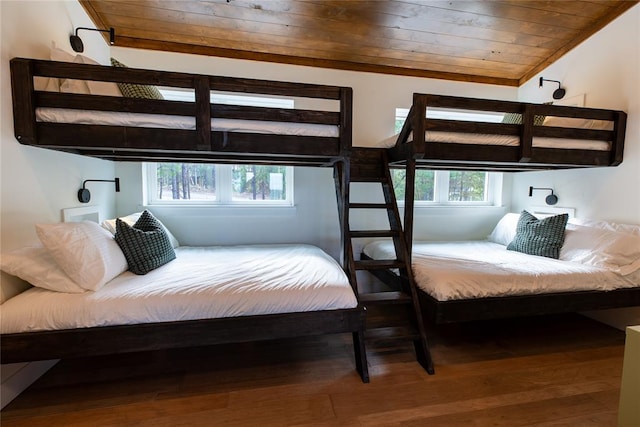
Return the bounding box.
[539,77,566,100]
[78,178,120,203]
[70,27,115,53]
[529,186,558,206]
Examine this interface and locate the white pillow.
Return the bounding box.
[36,221,128,291]
[561,225,640,275]
[56,52,122,97]
[568,218,640,236]
[101,212,180,248]
[487,213,520,246]
[543,116,613,131]
[36,45,78,92]
[74,54,122,97]
[0,246,86,293]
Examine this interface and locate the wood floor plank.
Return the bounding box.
[0,314,626,427]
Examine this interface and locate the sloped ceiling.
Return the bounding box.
[80,0,638,86]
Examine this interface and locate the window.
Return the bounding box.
[145,91,294,206]
[147,163,292,205]
[392,108,502,205]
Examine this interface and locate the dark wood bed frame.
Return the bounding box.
[367,91,637,327]
[388,93,627,171]
[362,253,640,325]
[10,58,352,165]
[1,308,369,382]
[5,58,370,382]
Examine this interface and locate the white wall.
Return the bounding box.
[1,0,117,256]
[513,4,640,328]
[0,0,118,409]
[112,48,515,257]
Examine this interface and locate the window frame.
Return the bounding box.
[394,108,503,207]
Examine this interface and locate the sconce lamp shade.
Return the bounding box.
[539,77,566,100]
[529,186,558,206]
[70,27,115,53]
[78,178,120,203]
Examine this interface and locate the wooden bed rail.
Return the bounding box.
[388,93,627,170]
[10,58,352,164]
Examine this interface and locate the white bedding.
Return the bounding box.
[0,244,356,334]
[377,131,611,151]
[363,240,637,301]
[35,108,340,138]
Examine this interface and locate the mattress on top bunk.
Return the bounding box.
[363,240,637,301]
[377,131,611,151]
[35,107,340,138]
[0,244,356,334]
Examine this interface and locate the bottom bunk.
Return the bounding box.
[361,214,640,326]
[1,226,369,382]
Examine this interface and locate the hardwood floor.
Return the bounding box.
[1,314,625,426]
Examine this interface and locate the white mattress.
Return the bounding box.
[35,108,340,138]
[1,244,356,334]
[363,240,637,301]
[377,131,611,151]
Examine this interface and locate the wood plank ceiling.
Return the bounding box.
[80,0,638,87]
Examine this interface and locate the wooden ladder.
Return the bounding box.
[334,148,434,375]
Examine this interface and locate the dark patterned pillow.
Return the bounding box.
[114,210,175,274]
[502,112,547,126]
[502,102,551,126]
[110,58,163,100]
[507,210,568,259]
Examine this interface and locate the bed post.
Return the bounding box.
[352,306,370,383]
[520,103,533,163]
[339,87,353,157]
[611,111,627,166]
[10,59,37,145]
[411,93,427,159]
[403,157,416,256]
[194,76,212,151]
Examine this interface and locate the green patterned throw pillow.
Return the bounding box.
[506,210,568,259]
[110,58,163,100]
[115,210,175,274]
[502,102,551,126]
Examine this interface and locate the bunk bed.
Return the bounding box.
[362,92,635,325]
[386,93,627,171]
[10,58,352,165]
[4,57,369,382]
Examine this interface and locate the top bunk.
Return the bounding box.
[10,58,352,166]
[386,93,627,171]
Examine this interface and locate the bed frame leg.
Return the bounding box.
[413,338,435,375]
[352,331,369,383]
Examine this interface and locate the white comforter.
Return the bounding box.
[36,108,339,137]
[1,245,356,334]
[377,132,611,151]
[363,240,637,301]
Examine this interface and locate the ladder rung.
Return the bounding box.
[350,230,399,238]
[355,259,404,270]
[360,291,412,305]
[348,203,392,209]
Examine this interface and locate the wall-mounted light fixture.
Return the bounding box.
[70,27,115,53]
[539,77,566,100]
[78,178,120,203]
[529,186,558,206]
